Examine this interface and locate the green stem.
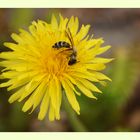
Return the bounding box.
[63,95,88,132]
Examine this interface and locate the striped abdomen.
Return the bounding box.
[52,41,70,49]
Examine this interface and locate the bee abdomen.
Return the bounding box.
[52,41,70,49]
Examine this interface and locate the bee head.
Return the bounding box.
[68,58,77,65]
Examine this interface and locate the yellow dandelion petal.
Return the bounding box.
[76,24,90,41]
[68,16,79,35]
[59,14,68,31]
[49,103,55,121]
[0,14,113,121]
[48,78,58,112]
[53,76,62,119]
[51,14,58,29]
[76,78,102,93]
[61,78,80,114]
[63,73,77,84]
[38,88,50,120]
[70,71,99,82]
[17,74,45,102]
[97,45,111,55]
[11,33,23,44]
[30,80,48,112]
[1,71,18,79]
[3,42,17,50]
[85,63,106,71]
[7,72,38,91]
[8,86,25,103]
[0,52,17,59]
[22,79,47,113]
[74,79,97,99]
[0,80,13,88]
[64,78,81,96]
[22,94,34,112]
[92,57,114,64]
[92,72,112,81]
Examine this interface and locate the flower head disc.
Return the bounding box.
[0,14,113,121]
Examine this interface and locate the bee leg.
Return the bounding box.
[57,48,73,55]
[64,48,73,51]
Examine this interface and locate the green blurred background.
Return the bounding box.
[0,9,140,132]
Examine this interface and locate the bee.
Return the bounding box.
[52,28,77,65]
[52,41,70,49]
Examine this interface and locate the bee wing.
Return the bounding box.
[65,28,74,48]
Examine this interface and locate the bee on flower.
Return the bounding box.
[0,14,113,121]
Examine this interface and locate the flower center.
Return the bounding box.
[40,48,69,76]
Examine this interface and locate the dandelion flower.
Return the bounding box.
[0,14,113,121]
